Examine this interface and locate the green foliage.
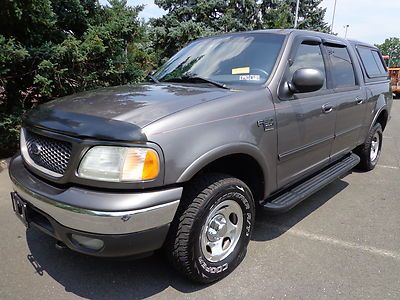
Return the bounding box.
[0,112,22,157]
[376,38,400,67]
[260,0,329,31]
[293,0,329,32]
[0,0,153,105]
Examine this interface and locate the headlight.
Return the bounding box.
[78,146,160,182]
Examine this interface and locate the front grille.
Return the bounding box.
[25,130,72,175]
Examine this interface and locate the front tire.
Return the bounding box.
[166,173,255,283]
[355,123,383,171]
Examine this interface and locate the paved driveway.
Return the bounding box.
[1,101,400,299]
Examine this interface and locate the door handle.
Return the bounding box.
[322,104,333,114]
[355,97,364,105]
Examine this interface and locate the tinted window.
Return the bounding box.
[289,43,326,89]
[326,46,356,88]
[154,33,285,86]
[357,47,385,77]
[372,51,387,74]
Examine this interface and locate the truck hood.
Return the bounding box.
[23,83,235,141]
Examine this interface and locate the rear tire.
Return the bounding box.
[165,173,255,283]
[355,123,383,171]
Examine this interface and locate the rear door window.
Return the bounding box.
[358,47,387,77]
[326,45,357,88]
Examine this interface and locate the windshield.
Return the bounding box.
[153,33,285,87]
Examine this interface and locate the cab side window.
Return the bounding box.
[357,47,387,78]
[289,43,327,89]
[326,45,356,88]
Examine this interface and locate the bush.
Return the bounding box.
[0,112,22,158]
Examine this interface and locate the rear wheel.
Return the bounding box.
[355,123,383,171]
[166,173,255,283]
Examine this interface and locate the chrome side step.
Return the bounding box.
[262,154,360,213]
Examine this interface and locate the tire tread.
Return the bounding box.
[355,122,382,171]
[166,173,249,282]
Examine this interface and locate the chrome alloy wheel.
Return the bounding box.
[200,200,243,263]
[370,132,380,162]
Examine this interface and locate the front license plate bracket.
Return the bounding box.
[11,192,29,228]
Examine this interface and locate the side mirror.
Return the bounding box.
[288,68,325,93]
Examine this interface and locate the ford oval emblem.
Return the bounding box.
[31,142,43,155]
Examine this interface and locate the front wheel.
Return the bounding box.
[355,123,383,171]
[166,173,255,283]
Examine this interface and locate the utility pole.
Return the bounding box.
[344,25,349,38]
[294,0,300,28]
[331,0,338,34]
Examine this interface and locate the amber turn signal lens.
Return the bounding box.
[142,149,160,180]
[121,148,160,181]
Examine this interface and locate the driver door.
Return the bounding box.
[275,38,338,188]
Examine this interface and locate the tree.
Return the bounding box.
[260,0,329,32]
[294,0,329,32]
[376,38,400,67]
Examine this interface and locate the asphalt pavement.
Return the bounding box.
[0,101,399,299]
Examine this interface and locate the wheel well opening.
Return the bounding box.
[376,110,388,131]
[197,154,265,202]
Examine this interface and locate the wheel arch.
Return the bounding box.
[177,143,270,202]
[375,109,389,131]
[370,93,389,131]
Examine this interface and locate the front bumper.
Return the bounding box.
[9,155,182,257]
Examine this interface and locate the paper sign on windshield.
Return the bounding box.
[232,67,250,75]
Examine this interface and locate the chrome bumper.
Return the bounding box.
[10,155,182,235]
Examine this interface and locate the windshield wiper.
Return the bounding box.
[146,74,160,84]
[163,75,229,89]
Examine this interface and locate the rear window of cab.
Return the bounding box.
[357,47,388,78]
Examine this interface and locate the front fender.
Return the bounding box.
[177,142,269,184]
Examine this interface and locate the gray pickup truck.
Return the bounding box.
[9,29,392,283]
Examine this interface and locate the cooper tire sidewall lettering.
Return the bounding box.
[192,184,254,279]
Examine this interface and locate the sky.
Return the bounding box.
[100,0,400,45]
[321,0,400,45]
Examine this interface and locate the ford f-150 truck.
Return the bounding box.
[9,29,392,283]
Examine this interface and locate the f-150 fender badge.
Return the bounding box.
[257,118,275,131]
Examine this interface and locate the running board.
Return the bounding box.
[262,154,360,213]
